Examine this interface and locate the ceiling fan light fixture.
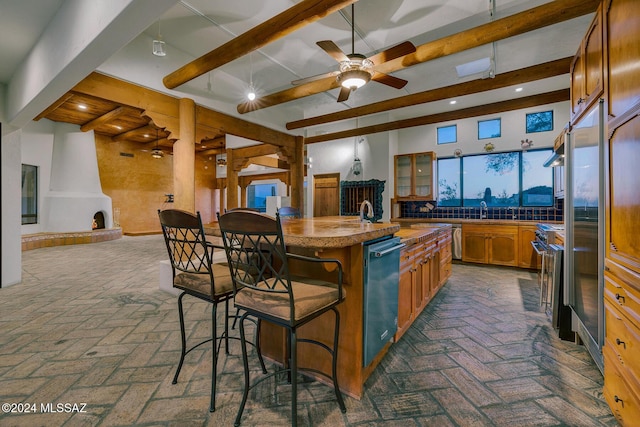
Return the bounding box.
[247,84,256,101]
[151,148,164,159]
[338,69,371,89]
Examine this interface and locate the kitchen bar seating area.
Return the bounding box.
[0,234,615,426]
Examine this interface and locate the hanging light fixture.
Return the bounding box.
[152,21,166,57]
[152,129,164,158]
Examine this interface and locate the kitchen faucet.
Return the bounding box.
[360,200,374,223]
[480,201,488,219]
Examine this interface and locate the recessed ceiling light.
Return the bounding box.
[515,87,523,92]
[78,104,87,110]
[143,133,149,138]
[201,145,206,149]
[114,125,122,130]
[450,100,457,105]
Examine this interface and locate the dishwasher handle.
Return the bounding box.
[372,243,406,258]
[531,240,546,256]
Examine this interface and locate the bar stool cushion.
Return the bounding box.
[174,263,233,298]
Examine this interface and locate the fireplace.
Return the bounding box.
[93,212,105,230]
[42,123,113,232]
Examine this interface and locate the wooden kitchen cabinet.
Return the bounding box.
[394,152,435,200]
[518,225,541,269]
[604,0,640,120]
[570,3,603,123]
[462,224,518,267]
[607,111,640,270]
[395,229,450,342]
[396,246,414,341]
[603,259,640,426]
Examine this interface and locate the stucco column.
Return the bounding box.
[174,98,196,212]
[226,148,238,209]
[291,136,305,215]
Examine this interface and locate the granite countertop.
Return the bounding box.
[393,218,562,226]
[394,223,452,246]
[204,216,400,249]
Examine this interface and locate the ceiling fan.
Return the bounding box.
[293,4,416,102]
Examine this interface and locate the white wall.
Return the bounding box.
[398,101,569,157]
[21,120,55,234]
[1,129,22,287]
[306,100,569,221]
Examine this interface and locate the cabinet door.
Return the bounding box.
[489,227,519,267]
[412,244,426,314]
[608,113,640,271]
[396,248,414,341]
[414,152,434,198]
[606,0,640,119]
[583,8,603,105]
[395,155,412,198]
[570,47,585,118]
[554,165,565,199]
[519,226,540,269]
[462,226,487,264]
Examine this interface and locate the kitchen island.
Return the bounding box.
[205,216,451,398]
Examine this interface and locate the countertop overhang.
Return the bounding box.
[205,216,400,249]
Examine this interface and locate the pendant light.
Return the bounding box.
[152,129,164,158]
[152,21,166,57]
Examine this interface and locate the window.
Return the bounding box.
[247,183,276,212]
[22,164,38,225]
[526,110,554,133]
[437,158,461,206]
[437,125,457,144]
[522,150,554,206]
[478,118,501,139]
[436,149,553,207]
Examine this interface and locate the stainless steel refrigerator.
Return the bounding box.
[564,99,605,373]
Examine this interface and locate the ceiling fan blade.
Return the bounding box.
[367,41,416,65]
[337,86,351,102]
[372,72,409,89]
[317,40,349,62]
[292,70,340,85]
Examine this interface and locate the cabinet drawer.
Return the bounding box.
[604,344,640,425]
[605,263,640,326]
[605,301,640,381]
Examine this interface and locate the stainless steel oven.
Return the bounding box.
[532,224,573,340]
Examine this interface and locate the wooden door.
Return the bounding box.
[313,173,340,217]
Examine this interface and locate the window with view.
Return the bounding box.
[437,125,457,144]
[247,183,277,212]
[436,148,553,207]
[22,164,38,225]
[478,118,501,139]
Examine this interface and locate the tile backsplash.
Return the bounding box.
[398,198,564,222]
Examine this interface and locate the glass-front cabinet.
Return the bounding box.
[394,151,435,200]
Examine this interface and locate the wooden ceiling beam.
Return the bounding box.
[34,92,74,121]
[112,125,157,142]
[163,0,357,89]
[237,0,598,114]
[80,106,128,132]
[304,89,570,144]
[248,155,290,169]
[232,143,281,159]
[196,105,296,148]
[287,56,573,130]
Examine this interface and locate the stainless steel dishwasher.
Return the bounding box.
[362,236,405,366]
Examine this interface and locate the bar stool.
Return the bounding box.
[158,209,265,412]
[218,209,347,426]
